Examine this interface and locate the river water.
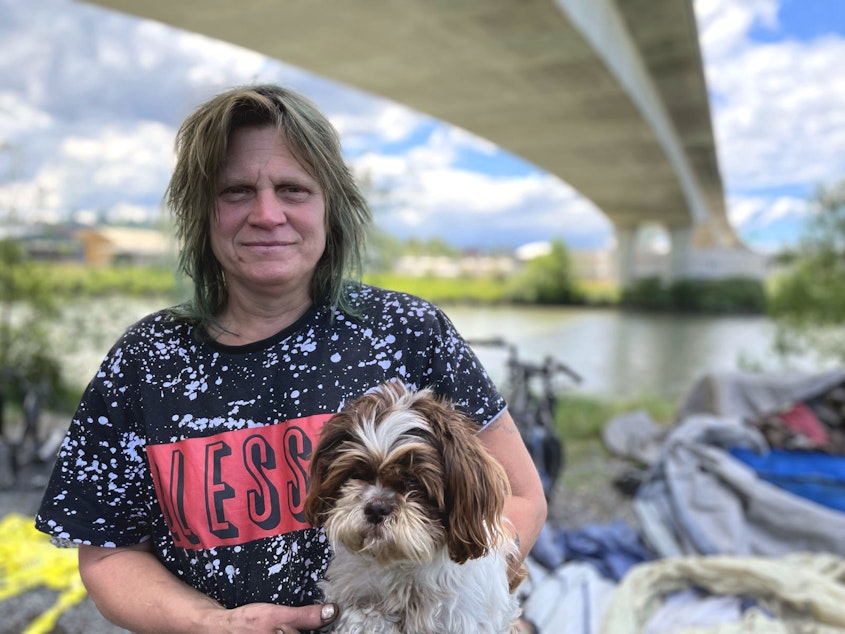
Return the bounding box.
[445,305,828,403]
[55,297,829,405]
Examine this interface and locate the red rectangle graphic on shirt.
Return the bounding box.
[146,414,331,549]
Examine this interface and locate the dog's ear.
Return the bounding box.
[414,395,509,563]
[303,411,353,527]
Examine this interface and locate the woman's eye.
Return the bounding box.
[219,186,250,201]
[279,186,309,202]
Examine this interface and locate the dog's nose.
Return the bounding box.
[364,500,392,524]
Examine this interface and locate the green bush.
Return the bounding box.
[621,277,672,310]
[505,239,584,305]
[0,239,67,413]
[767,180,845,361]
[623,277,766,313]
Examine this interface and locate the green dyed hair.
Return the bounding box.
[166,84,372,327]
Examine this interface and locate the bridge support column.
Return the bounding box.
[668,225,693,282]
[615,226,637,287]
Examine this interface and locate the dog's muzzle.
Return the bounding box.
[364,499,394,525]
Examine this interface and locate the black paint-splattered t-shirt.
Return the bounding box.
[35,285,505,609]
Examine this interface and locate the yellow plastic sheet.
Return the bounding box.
[0,513,87,634]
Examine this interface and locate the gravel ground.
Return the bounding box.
[548,439,640,528]
[0,434,639,633]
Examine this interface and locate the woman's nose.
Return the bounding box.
[250,190,287,225]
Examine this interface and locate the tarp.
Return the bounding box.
[604,368,845,469]
[674,368,845,423]
[602,369,845,559]
[633,414,845,558]
[520,558,616,634]
[600,553,845,633]
[730,447,845,512]
[529,368,845,633]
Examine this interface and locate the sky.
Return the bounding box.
[1,0,844,254]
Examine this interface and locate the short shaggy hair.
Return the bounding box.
[166,84,372,328]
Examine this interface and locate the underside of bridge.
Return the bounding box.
[86,0,745,276]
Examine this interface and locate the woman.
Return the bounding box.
[36,84,546,633]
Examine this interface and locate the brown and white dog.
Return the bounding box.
[304,381,523,634]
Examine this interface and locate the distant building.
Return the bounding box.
[75,227,174,267]
[516,241,617,282]
[13,225,83,262]
[393,253,517,278]
[389,239,770,284]
[617,246,770,283]
[570,249,616,282]
[519,240,769,284]
[681,247,770,280]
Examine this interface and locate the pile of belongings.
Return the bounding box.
[522,368,845,633]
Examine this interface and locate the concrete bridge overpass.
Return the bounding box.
[87,0,760,283]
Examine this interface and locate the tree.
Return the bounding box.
[768,179,845,360]
[0,239,64,415]
[507,239,582,304]
[0,140,69,427]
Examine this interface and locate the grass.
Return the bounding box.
[24,265,603,306]
[562,439,620,489]
[363,273,512,304]
[31,262,185,297]
[554,392,675,442]
[575,279,621,305]
[551,391,675,483]
[362,272,620,306]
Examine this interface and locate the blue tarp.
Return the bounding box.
[730,447,845,513]
[530,520,654,582]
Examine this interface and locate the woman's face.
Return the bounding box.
[212,125,326,303]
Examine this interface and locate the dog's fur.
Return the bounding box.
[304,382,523,634]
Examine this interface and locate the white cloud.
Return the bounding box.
[728,193,810,227]
[332,101,424,147]
[695,0,779,58]
[62,125,174,196]
[415,170,545,217]
[349,117,613,248]
[107,202,159,224]
[711,38,845,191]
[0,93,52,140]
[697,0,845,191]
[693,0,845,252]
[357,148,610,247]
[6,121,176,222]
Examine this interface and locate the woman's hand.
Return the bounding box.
[199,601,338,633]
[78,543,338,633]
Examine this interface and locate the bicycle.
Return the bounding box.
[469,338,582,501]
